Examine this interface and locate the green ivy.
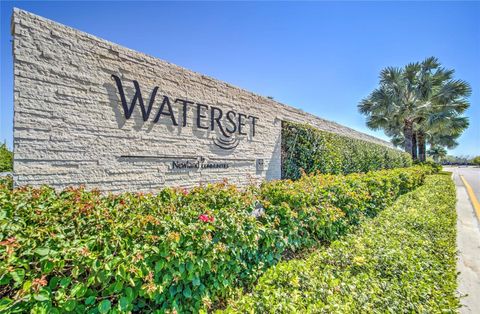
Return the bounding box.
[223,174,458,313]
[281,121,412,179]
[0,166,434,313]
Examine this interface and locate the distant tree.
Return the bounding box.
[427,146,447,163]
[359,57,471,162]
[0,144,13,172]
[444,154,471,164]
[472,156,480,166]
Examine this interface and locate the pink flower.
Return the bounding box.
[199,214,214,223]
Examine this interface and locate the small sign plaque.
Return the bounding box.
[256,159,264,171]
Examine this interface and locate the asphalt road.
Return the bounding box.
[445,166,480,207]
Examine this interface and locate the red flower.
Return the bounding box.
[199,214,214,223]
[0,237,20,255]
[0,237,17,246]
[182,188,189,196]
[32,275,48,291]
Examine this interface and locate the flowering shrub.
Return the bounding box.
[222,174,459,312]
[0,166,434,313]
[282,121,412,179]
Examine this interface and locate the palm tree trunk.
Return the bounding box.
[412,131,418,161]
[403,121,414,158]
[417,131,426,162]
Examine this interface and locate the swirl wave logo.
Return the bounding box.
[213,134,240,150]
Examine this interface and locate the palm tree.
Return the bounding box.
[359,57,471,161]
[358,66,421,156]
[414,62,471,161]
[424,114,469,150]
[427,146,447,163]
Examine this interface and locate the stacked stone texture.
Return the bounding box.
[12,9,393,192]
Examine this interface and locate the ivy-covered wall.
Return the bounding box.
[281,121,412,179]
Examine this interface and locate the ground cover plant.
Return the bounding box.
[222,174,458,313]
[281,121,412,179]
[0,165,434,313]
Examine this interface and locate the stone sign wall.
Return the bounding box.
[12,9,392,192]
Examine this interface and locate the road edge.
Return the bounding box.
[460,175,480,223]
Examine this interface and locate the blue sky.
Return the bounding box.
[1,1,479,156]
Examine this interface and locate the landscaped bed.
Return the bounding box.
[0,165,441,313]
[221,174,459,313]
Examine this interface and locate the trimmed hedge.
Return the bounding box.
[0,166,434,313]
[223,174,459,313]
[282,121,412,179]
[258,166,429,253]
[0,144,13,173]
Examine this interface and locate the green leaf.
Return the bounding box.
[113,280,123,293]
[118,297,129,311]
[59,277,71,288]
[33,290,50,301]
[98,299,111,313]
[42,260,55,273]
[11,269,25,284]
[192,277,201,286]
[71,283,87,298]
[49,308,60,314]
[63,299,77,311]
[154,261,164,272]
[186,262,194,273]
[34,247,50,256]
[169,285,176,297]
[48,276,60,289]
[182,286,192,298]
[85,296,96,305]
[22,280,32,291]
[125,287,134,300]
[0,298,13,311]
[0,276,11,285]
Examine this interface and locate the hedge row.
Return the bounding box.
[0,144,13,173]
[0,166,435,313]
[282,121,412,179]
[223,174,458,313]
